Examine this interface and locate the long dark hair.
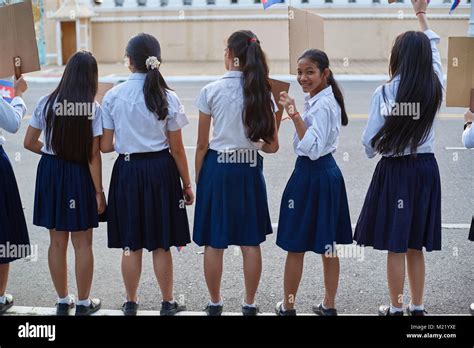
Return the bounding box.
[371,31,443,155]
[126,33,171,121]
[44,51,97,164]
[298,49,348,126]
[227,30,275,143]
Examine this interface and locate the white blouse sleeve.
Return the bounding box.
[362,87,385,159]
[0,97,26,133]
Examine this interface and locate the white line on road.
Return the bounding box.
[445,147,471,150]
[271,223,471,229]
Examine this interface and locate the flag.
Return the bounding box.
[0,80,14,103]
[262,0,284,10]
[449,0,460,14]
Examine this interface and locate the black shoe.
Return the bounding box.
[407,306,428,316]
[312,303,338,316]
[204,303,223,316]
[122,301,139,316]
[56,302,74,316]
[275,301,296,316]
[160,301,186,316]
[378,305,403,316]
[242,305,259,316]
[0,295,14,315]
[75,298,101,316]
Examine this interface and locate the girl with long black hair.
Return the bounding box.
[275,49,352,316]
[354,0,444,316]
[193,30,279,316]
[100,33,193,316]
[24,51,106,316]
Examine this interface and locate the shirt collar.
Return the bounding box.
[128,72,147,81]
[222,70,243,79]
[305,85,333,106]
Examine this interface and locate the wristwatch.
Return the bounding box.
[464,121,473,130]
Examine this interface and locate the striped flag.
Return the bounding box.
[449,0,460,14]
[262,0,284,10]
[0,80,14,103]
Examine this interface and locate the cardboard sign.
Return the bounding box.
[0,79,14,103]
[269,78,290,130]
[0,0,40,78]
[446,37,474,108]
[96,82,114,103]
[288,7,324,75]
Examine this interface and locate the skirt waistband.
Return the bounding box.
[296,153,337,170]
[118,149,170,160]
[381,153,435,162]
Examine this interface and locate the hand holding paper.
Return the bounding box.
[14,76,28,98]
[279,91,298,120]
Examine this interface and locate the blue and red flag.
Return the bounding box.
[0,80,14,103]
[262,0,284,10]
[449,0,460,14]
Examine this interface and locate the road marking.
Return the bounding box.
[3,306,470,316]
[445,147,471,150]
[271,223,471,229]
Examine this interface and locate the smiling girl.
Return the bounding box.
[275,49,352,316]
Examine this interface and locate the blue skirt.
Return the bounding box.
[107,150,190,252]
[34,154,102,232]
[276,153,353,254]
[0,146,30,264]
[354,153,442,253]
[193,149,272,248]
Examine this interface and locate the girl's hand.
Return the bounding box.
[464,110,474,123]
[14,76,28,97]
[279,91,298,117]
[411,0,428,14]
[183,186,194,205]
[96,192,106,214]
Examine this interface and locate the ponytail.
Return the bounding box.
[298,49,348,126]
[227,30,275,144]
[126,33,172,121]
[327,69,348,126]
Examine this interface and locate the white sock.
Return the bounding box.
[243,302,256,308]
[321,303,328,310]
[0,294,12,304]
[76,298,91,307]
[165,299,176,304]
[210,299,223,306]
[389,304,404,314]
[409,303,424,311]
[280,302,287,312]
[57,294,74,305]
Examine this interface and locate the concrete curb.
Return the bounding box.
[3,306,471,316]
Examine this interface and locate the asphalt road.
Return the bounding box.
[4,80,473,314]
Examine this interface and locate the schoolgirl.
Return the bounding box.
[0,76,30,314]
[275,49,352,316]
[24,51,105,316]
[193,30,279,316]
[100,33,193,316]
[354,0,444,316]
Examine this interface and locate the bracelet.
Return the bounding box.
[289,112,300,119]
[416,11,426,16]
[464,121,473,130]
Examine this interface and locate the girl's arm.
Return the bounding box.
[195,112,211,184]
[260,115,279,153]
[412,0,429,31]
[279,91,308,140]
[100,129,115,153]
[23,126,44,154]
[169,129,194,205]
[88,136,106,214]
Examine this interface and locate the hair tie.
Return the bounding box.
[248,37,257,43]
[145,56,161,70]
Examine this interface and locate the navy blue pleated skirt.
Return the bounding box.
[107,150,190,252]
[0,146,30,264]
[354,153,442,253]
[469,216,473,242]
[276,153,353,254]
[193,149,272,248]
[34,153,102,232]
